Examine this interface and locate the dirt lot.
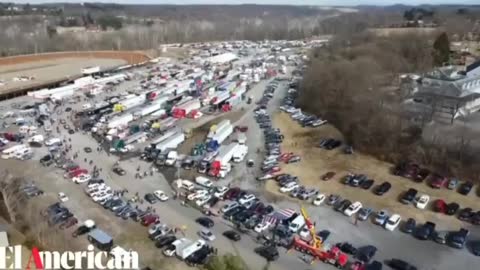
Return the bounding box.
[266,112,479,230]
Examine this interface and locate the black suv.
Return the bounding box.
[447,228,469,249]
[255,246,279,261]
[400,188,417,204]
[374,182,392,196]
[415,221,436,240]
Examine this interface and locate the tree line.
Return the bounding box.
[298,31,480,181]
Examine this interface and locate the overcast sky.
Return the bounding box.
[7,0,479,6]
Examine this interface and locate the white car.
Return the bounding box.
[312,194,326,206]
[58,192,68,202]
[280,182,299,193]
[385,214,402,231]
[198,229,216,241]
[154,190,169,201]
[214,186,228,198]
[92,191,113,202]
[187,190,208,201]
[299,226,311,239]
[196,195,212,206]
[254,222,271,233]
[344,201,363,217]
[72,174,91,184]
[415,194,430,209]
[238,194,256,205]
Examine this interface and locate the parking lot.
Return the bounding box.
[0,39,479,270]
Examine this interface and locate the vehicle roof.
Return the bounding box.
[88,229,112,244]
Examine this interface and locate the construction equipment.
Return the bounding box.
[290,206,349,267]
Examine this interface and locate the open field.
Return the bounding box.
[0,51,150,95]
[267,112,480,230]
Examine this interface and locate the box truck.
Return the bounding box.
[232,145,248,163]
[207,120,231,139]
[210,124,233,145]
[107,113,134,129]
[176,239,206,260]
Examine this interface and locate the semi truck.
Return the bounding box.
[156,132,185,152]
[172,99,201,118]
[209,143,238,177]
[210,124,233,145]
[207,120,231,139]
[107,113,134,129]
[134,103,163,119]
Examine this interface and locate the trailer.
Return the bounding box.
[232,145,248,163]
[134,103,163,118]
[207,120,231,139]
[151,129,177,145]
[151,117,177,132]
[210,124,233,145]
[117,95,146,111]
[107,113,133,129]
[156,132,185,152]
[176,239,206,260]
[210,91,231,106]
[211,143,238,169]
[123,132,147,145]
[172,99,201,119]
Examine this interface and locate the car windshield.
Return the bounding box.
[387,219,397,225]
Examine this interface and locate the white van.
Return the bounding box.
[288,215,305,233]
[2,144,28,159]
[45,138,62,146]
[179,180,195,191]
[195,176,213,188]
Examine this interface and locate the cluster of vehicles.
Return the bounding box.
[41,202,78,229]
[280,85,327,128]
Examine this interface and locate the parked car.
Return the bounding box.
[358,207,373,221]
[429,174,447,189]
[374,182,391,196]
[374,210,389,225]
[312,194,326,206]
[387,259,417,270]
[469,240,480,256]
[385,214,402,231]
[400,188,417,204]
[336,242,357,255]
[335,199,351,212]
[447,178,459,190]
[344,201,362,217]
[196,217,214,228]
[433,199,447,213]
[361,179,375,190]
[198,229,216,241]
[458,181,473,195]
[414,221,436,240]
[144,193,158,204]
[401,218,416,234]
[112,167,126,176]
[255,246,279,261]
[447,228,469,249]
[458,207,474,221]
[446,202,460,216]
[356,245,377,263]
[327,194,341,205]
[153,190,169,201]
[432,231,447,244]
[414,194,430,209]
[223,230,241,241]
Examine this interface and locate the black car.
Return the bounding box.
[472,211,480,225]
[374,182,391,196]
[112,167,126,176]
[223,230,241,241]
[336,242,357,255]
[40,154,54,166]
[447,228,469,249]
[155,235,177,248]
[446,202,460,216]
[458,207,473,221]
[365,261,382,270]
[361,179,375,190]
[334,199,351,212]
[255,246,279,261]
[387,259,417,270]
[469,240,480,256]
[458,181,473,195]
[401,218,416,234]
[84,147,92,153]
[400,188,417,204]
[356,245,377,263]
[414,221,436,240]
[196,217,214,228]
[144,193,158,204]
[325,139,342,150]
[68,129,75,134]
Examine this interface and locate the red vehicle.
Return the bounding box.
[430,174,447,189]
[67,166,80,172]
[279,152,294,162]
[434,199,447,213]
[141,214,160,226]
[224,188,241,200]
[321,172,336,181]
[65,168,88,178]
